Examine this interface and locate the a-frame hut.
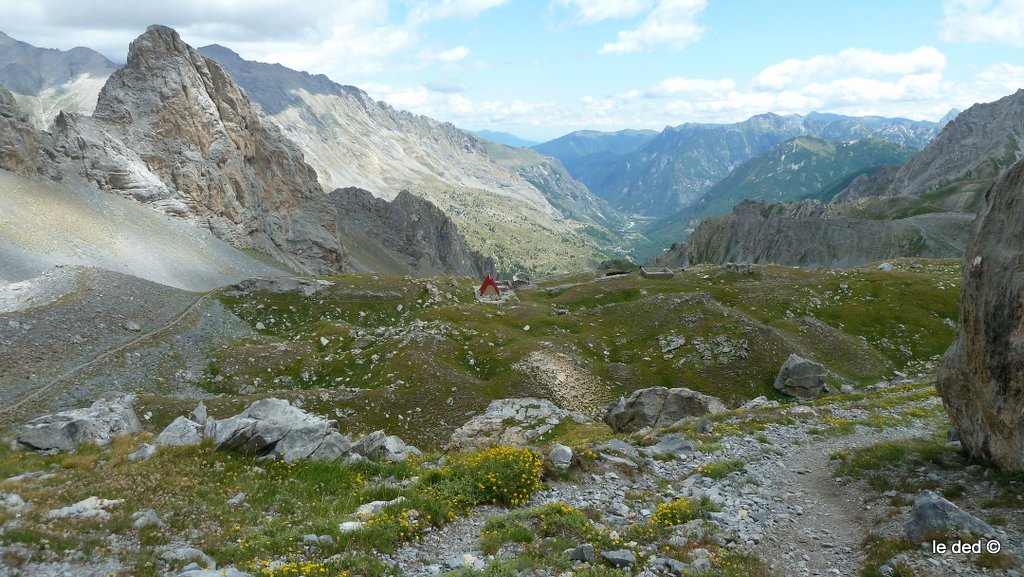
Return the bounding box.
[478,274,501,297]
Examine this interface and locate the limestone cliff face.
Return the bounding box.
[938,157,1024,471]
[199,45,610,275]
[839,90,1024,201]
[0,84,40,176]
[47,25,343,274]
[687,200,973,268]
[331,187,494,278]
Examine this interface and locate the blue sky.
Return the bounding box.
[1,0,1022,140]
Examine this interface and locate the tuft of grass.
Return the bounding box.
[695,458,746,479]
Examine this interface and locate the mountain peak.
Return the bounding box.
[125,24,193,70]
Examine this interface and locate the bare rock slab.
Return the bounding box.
[773,354,828,399]
[17,394,141,451]
[904,490,996,544]
[604,387,724,433]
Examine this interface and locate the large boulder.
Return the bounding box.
[773,354,828,399]
[937,157,1024,471]
[604,387,724,433]
[449,398,589,450]
[17,394,141,451]
[904,490,996,544]
[206,398,349,462]
[155,416,204,447]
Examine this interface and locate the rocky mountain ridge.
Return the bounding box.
[199,44,613,274]
[331,187,494,277]
[676,89,1024,268]
[838,89,1024,202]
[38,25,344,275]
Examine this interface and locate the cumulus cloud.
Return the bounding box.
[408,0,510,24]
[552,0,655,22]
[0,0,501,79]
[755,47,947,90]
[599,0,706,54]
[941,0,1024,46]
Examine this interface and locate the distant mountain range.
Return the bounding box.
[534,113,948,217]
[640,136,921,254]
[0,31,117,129]
[679,90,1024,268]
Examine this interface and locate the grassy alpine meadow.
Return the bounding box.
[165,259,963,451]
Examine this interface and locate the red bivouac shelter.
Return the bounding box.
[478,274,501,297]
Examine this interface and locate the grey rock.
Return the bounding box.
[351,430,421,462]
[18,394,141,451]
[177,569,251,577]
[604,386,725,432]
[132,509,161,528]
[123,320,141,331]
[162,548,215,570]
[938,153,1024,471]
[156,416,203,447]
[189,401,208,426]
[739,396,780,410]
[227,492,246,506]
[601,549,637,568]
[904,490,995,543]
[207,398,347,462]
[773,354,828,399]
[569,543,596,563]
[643,434,694,458]
[549,443,573,469]
[128,442,156,462]
[0,84,42,176]
[47,496,123,520]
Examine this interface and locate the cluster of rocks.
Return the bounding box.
[16,395,419,464]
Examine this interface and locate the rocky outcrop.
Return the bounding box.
[17,394,141,451]
[331,187,494,277]
[937,156,1024,471]
[206,398,351,463]
[449,398,589,450]
[604,387,725,433]
[773,354,828,399]
[0,84,40,176]
[687,200,973,268]
[46,25,344,275]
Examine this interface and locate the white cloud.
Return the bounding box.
[599,0,706,54]
[0,0,501,80]
[408,0,510,24]
[755,47,947,90]
[552,0,655,22]
[942,0,1024,46]
[643,77,736,98]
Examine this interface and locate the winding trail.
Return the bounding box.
[0,291,212,428]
